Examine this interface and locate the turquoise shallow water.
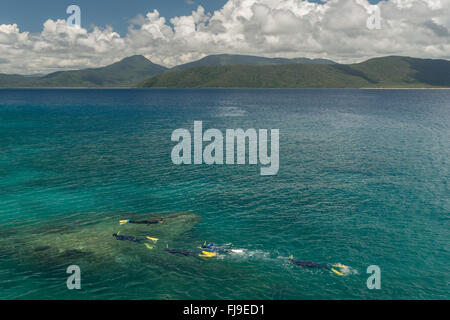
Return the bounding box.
[0,89,449,300]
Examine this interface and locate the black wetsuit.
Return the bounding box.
[129,220,160,225]
[113,233,138,242]
[165,248,192,256]
[289,259,329,270]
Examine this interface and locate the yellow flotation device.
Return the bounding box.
[198,251,217,258]
[119,220,130,225]
[145,243,153,250]
[146,236,159,242]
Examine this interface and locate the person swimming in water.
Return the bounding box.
[120,219,164,225]
[112,233,159,242]
[289,258,329,269]
[112,233,139,242]
[164,248,193,256]
[289,256,348,276]
[201,242,229,253]
[112,233,158,250]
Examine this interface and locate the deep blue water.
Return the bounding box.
[0,89,449,299]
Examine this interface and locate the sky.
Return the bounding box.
[0,0,448,74]
[0,1,230,36]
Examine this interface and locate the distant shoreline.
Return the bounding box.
[2,55,450,89]
[1,87,450,90]
[360,87,450,90]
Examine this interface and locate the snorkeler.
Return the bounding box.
[112,233,159,244]
[120,219,164,225]
[289,258,329,269]
[164,248,217,258]
[201,242,229,253]
[164,248,194,256]
[289,256,348,276]
[201,242,245,254]
[112,233,138,242]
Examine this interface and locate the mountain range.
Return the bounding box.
[1,54,449,88]
[171,54,336,71]
[0,55,167,88]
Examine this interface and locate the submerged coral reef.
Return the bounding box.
[0,212,202,271]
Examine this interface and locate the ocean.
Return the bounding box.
[0,88,448,299]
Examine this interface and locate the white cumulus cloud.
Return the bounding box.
[0,0,448,74]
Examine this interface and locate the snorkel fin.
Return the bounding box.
[199,251,217,258]
[331,268,344,276]
[146,236,159,242]
[331,264,348,276]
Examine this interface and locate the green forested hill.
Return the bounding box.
[139,56,450,88]
[1,55,449,88]
[349,56,450,87]
[171,54,336,71]
[141,64,368,88]
[0,55,167,88]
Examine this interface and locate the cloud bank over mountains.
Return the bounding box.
[0,0,448,74]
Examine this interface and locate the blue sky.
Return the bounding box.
[0,0,228,35]
[0,0,383,35]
